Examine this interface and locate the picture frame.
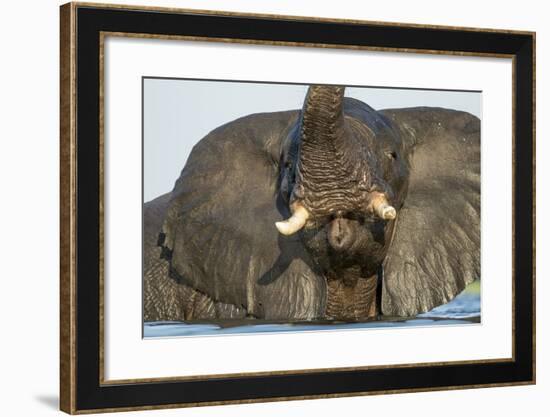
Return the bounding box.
[60,2,535,414]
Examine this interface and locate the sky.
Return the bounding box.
[143,79,480,202]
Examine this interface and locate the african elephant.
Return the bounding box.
[143,85,480,322]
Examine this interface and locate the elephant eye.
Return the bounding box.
[386,151,398,160]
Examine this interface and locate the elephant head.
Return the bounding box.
[144,84,480,322]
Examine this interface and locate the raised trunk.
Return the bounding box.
[298,86,354,215]
[299,85,345,158]
[298,85,345,193]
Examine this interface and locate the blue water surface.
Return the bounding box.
[144,284,480,338]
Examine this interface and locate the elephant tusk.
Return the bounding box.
[377,204,397,220]
[371,193,397,220]
[275,204,310,235]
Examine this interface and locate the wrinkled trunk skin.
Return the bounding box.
[294,85,390,320]
[297,86,379,219]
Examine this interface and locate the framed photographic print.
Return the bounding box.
[60,2,535,414]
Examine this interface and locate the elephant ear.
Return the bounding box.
[380,107,481,316]
[160,111,326,320]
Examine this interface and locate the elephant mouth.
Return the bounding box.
[275,193,396,237]
[327,217,354,251]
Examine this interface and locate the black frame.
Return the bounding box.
[60,2,535,414]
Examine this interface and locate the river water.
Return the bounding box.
[144,281,480,338]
